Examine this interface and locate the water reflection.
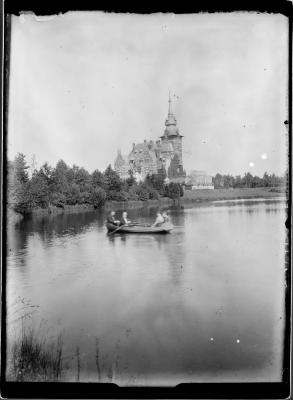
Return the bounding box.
[6,200,286,385]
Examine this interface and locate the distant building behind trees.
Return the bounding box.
[185,171,214,190]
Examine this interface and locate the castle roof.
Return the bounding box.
[128,142,157,163]
[133,143,147,151]
[115,151,128,165]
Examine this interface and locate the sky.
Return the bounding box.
[7,12,288,176]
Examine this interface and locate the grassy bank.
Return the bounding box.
[182,187,286,202]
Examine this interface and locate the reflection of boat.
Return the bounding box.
[106,222,173,234]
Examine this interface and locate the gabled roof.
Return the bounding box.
[128,142,158,163]
[115,153,128,165]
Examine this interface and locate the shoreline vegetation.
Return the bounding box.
[8,328,63,382]
[7,153,287,224]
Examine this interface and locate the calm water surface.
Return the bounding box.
[7,199,287,385]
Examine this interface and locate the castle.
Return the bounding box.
[114,94,186,182]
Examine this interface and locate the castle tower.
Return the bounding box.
[160,93,184,178]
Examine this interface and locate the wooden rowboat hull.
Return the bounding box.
[106,222,173,234]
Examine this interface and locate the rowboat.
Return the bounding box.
[106,222,173,234]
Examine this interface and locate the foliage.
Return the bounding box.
[90,187,107,208]
[66,183,82,205]
[165,182,183,202]
[10,154,32,213]
[29,170,51,208]
[145,171,166,195]
[10,328,63,382]
[125,170,136,188]
[51,192,67,208]
[91,169,105,189]
[13,153,29,184]
[104,165,122,193]
[212,171,287,189]
[106,189,128,201]
[133,183,150,201]
[7,153,287,215]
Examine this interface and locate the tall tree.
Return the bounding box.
[242,172,253,188]
[165,182,182,204]
[13,153,29,184]
[29,170,50,208]
[10,153,31,213]
[104,165,122,193]
[91,169,105,189]
[52,160,69,193]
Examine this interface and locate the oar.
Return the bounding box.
[130,222,151,227]
[109,224,125,235]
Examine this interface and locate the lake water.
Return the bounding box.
[6,198,287,385]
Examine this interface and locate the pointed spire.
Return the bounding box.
[165,91,177,127]
[168,90,172,116]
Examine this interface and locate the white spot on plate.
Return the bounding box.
[249,162,254,167]
[210,337,214,341]
[236,339,240,343]
[261,153,267,159]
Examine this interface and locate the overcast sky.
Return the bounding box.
[8,12,288,176]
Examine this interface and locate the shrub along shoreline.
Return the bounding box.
[7,186,286,225]
[7,153,287,225]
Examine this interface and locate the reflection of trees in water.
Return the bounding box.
[225,203,286,216]
[7,222,29,254]
[9,210,108,249]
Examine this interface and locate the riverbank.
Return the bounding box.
[182,187,286,202]
[7,187,286,224]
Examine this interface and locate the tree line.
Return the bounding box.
[8,153,287,215]
[212,172,288,189]
[7,153,183,214]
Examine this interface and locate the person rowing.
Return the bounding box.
[107,211,120,226]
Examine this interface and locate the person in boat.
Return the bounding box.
[120,211,131,226]
[162,210,170,223]
[107,211,120,226]
[152,211,164,227]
